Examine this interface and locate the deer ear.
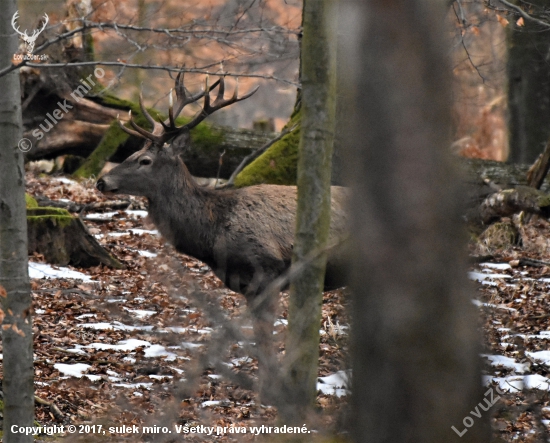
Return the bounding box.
[168,131,191,156]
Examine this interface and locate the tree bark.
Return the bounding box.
[283,0,337,424]
[341,1,487,442]
[27,207,123,268]
[0,1,35,440]
[507,0,550,164]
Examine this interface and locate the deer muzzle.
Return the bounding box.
[96,177,118,194]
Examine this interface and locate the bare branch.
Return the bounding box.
[452,3,486,82]
[0,60,298,85]
[497,0,550,28]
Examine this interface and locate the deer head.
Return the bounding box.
[11,11,49,55]
[96,72,258,199]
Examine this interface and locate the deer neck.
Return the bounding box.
[146,159,221,263]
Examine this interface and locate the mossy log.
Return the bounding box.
[234,108,301,187]
[479,186,550,224]
[27,207,123,268]
[461,158,550,193]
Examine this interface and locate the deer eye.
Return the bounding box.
[139,157,152,166]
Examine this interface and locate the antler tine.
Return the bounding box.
[136,89,165,138]
[168,89,176,129]
[202,75,211,113]
[167,72,217,123]
[234,84,260,102]
[180,76,258,131]
[216,76,226,102]
[117,73,256,148]
[40,13,49,32]
[118,111,163,145]
[139,90,157,129]
[117,112,146,139]
[11,11,27,37]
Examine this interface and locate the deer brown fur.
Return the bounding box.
[97,74,348,301]
[98,133,348,298]
[96,73,348,402]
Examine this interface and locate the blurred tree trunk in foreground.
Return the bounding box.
[0,1,35,441]
[507,0,550,164]
[340,1,488,442]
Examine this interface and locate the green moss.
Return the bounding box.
[188,120,225,152]
[27,207,73,228]
[73,120,130,179]
[478,221,518,252]
[536,192,550,208]
[234,111,301,187]
[25,194,38,208]
[74,91,159,179]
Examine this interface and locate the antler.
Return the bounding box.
[11,11,28,38]
[11,12,48,40]
[118,72,258,148]
[31,14,49,39]
[180,76,259,132]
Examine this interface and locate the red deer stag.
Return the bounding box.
[96,72,348,401]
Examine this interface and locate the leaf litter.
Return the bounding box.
[21,171,350,441]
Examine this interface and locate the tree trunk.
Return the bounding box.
[283,0,337,424]
[27,207,123,268]
[507,0,550,164]
[0,1,35,440]
[341,1,488,442]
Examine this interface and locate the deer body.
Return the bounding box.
[100,148,348,299]
[96,73,347,402]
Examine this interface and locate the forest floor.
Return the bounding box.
[472,218,550,442]
[21,172,349,442]
[21,170,550,442]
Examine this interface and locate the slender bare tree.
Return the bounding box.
[0,1,34,441]
[283,0,338,423]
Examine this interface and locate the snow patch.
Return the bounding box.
[138,250,158,258]
[482,354,529,373]
[55,363,91,378]
[480,262,512,270]
[79,321,154,331]
[54,177,77,185]
[201,400,221,408]
[29,262,93,281]
[144,344,178,361]
[317,370,350,397]
[486,374,550,392]
[149,374,173,380]
[113,382,153,389]
[124,308,157,319]
[86,339,151,352]
[527,350,550,365]
[468,271,511,284]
